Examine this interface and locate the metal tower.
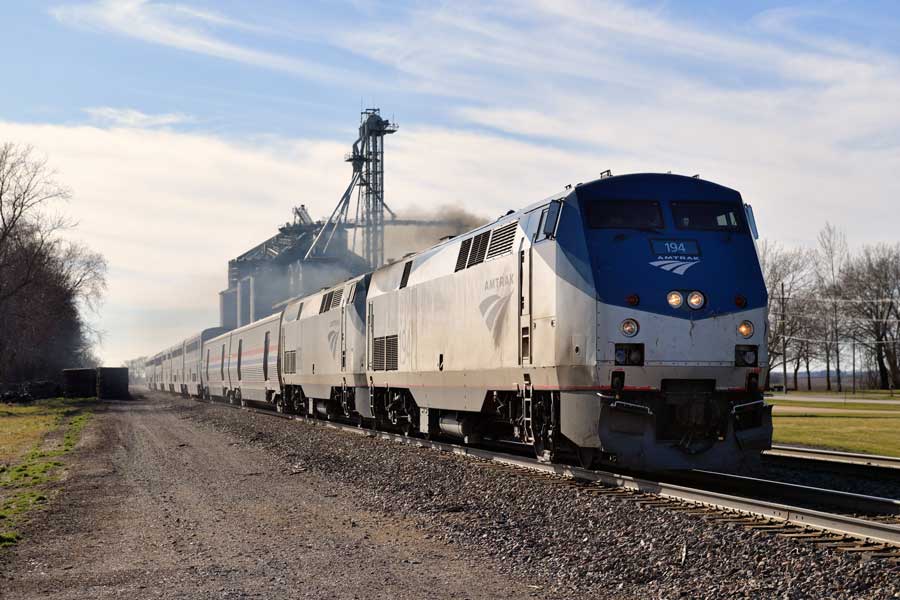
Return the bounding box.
[355,109,397,268]
[306,109,397,269]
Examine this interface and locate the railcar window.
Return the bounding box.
[237,340,242,381]
[586,200,663,230]
[671,201,742,231]
[263,332,270,380]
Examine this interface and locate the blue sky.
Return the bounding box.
[1,1,899,364]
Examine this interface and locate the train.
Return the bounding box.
[141,172,773,471]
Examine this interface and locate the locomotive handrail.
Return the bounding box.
[609,400,654,416]
[731,399,766,414]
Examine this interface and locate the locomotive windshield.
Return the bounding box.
[586,200,663,230]
[671,201,743,232]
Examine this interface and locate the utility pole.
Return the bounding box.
[834,299,842,392]
[851,340,856,395]
[781,282,788,396]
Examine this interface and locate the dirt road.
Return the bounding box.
[1,397,541,599]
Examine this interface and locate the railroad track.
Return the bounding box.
[183,394,900,561]
[765,444,900,478]
[669,469,900,519]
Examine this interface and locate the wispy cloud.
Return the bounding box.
[338,0,900,228]
[84,106,193,128]
[50,0,353,82]
[26,1,900,363]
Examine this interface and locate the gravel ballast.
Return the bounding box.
[184,397,900,599]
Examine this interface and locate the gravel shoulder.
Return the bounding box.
[3,392,898,599]
[0,396,542,599]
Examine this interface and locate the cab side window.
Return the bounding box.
[534,200,562,243]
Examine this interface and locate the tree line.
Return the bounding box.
[760,224,900,391]
[0,143,107,385]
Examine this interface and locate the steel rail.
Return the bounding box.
[767,444,900,471]
[187,395,900,547]
[682,470,900,516]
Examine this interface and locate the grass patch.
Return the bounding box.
[783,390,900,401]
[0,399,70,464]
[0,398,94,548]
[769,399,900,412]
[773,413,900,457]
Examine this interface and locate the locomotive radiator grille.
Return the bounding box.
[372,335,398,371]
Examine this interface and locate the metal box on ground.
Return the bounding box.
[63,369,97,398]
[97,367,130,400]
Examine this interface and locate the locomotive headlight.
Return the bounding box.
[620,319,639,337]
[738,320,754,338]
[687,291,705,309]
[667,291,684,308]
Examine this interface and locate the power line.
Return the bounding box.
[781,335,898,346]
[770,312,900,323]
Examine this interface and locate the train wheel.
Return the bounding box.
[291,390,307,416]
[532,394,557,463]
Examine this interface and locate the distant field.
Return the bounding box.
[771,399,900,457]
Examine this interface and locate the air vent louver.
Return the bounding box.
[372,336,386,371]
[399,261,412,289]
[466,231,491,268]
[331,288,344,310]
[455,238,472,272]
[319,291,334,314]
[385,335,398,371]
[486,221,517,259]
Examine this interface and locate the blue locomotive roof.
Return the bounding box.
[566,173,767,319]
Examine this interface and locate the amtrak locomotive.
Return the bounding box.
[143,173,772,471]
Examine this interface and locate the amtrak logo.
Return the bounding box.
[479,291,511,344]
[327,320,340,356]
[649,258,700,275]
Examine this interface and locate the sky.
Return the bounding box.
[1,0,899,365]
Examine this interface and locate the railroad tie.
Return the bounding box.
[864,550,900,560]
[837,544,889,554]
[709,517,766,525]
[635,500,677,507]
[665,506,713,514]
[814,540,873,549]
[778,532,840,541]
[743,522,802,532]
[586,488,633,496]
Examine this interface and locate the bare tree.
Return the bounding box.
[0,143,106,384]
[842,244,900,389]
[815,223,849,391]
[0,143,71,309]
[758,240,814,389]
